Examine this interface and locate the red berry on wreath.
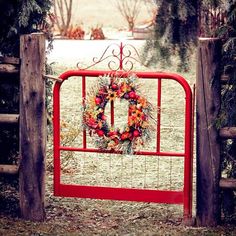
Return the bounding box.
[99,88,105,94]
[87,117,97,128]
[108,130,116,137]
[96,129,104,137]
[101,114,107,120]
[95,97,102,105]
[111,83,118,90]
[133,130,140,137]
[113,137,119,145]
[129,91,136,99]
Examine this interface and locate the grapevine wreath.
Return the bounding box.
[83,74,155,154]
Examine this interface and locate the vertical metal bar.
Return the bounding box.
[156,156,160,188]
[120,42,123,70]
[156,79,162,152]
[110,76,115,126]
[53,82,61,195]
[169,156,172,190]
[183,82,193,221]
[144,155,147,189]
[82,75,87,149]
[120,155,123,187]
[109,153,112,185]
[111,100,115,126]
[189,84,195,215]
[131,156,134,188]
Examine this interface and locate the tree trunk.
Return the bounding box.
[196,38,222,226]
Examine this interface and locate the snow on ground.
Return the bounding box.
[48,39,147,68]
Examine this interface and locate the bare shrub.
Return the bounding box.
[113,0,142,31]
[53,0,73,36]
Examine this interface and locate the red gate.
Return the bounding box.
[53,43,193,221]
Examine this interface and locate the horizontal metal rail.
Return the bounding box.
[59,146,185,157]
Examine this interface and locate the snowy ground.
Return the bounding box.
[48,39,146,68]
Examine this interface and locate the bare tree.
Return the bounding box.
[53,0,73,36]
[114,0,142,31]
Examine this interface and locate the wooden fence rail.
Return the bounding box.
[0,164,19,175]
[0,53,20,175]
[219,127,236,139]
[0,114,19,124]
[220,178,236,190]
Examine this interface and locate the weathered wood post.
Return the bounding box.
[196,38,222,226]
[19,33,46,221]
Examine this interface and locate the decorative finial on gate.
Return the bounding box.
[76,42,146,71]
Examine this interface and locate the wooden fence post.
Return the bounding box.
[19,33,46,221]
[196,38,222,226]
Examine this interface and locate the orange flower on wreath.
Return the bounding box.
[107,90,117,101]
[120,82,132,94]
[121,131,132,140]
[137,97,148,109]
[135,109,144,120]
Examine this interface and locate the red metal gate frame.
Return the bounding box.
[53,42,193,221]
[53,70,193,221]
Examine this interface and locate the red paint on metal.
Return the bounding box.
[110,77,115,126]
[120,42,123,70]
[59,146,185,157]
[82,75,87,149]
[157,79,162,153]
[53,68,193,221]
[110,100,114,126]
[53,82,61,195]
[56,184,184,204]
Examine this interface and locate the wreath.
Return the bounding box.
[83,74,155,154]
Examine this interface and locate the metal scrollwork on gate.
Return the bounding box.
[76,42,145,71]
